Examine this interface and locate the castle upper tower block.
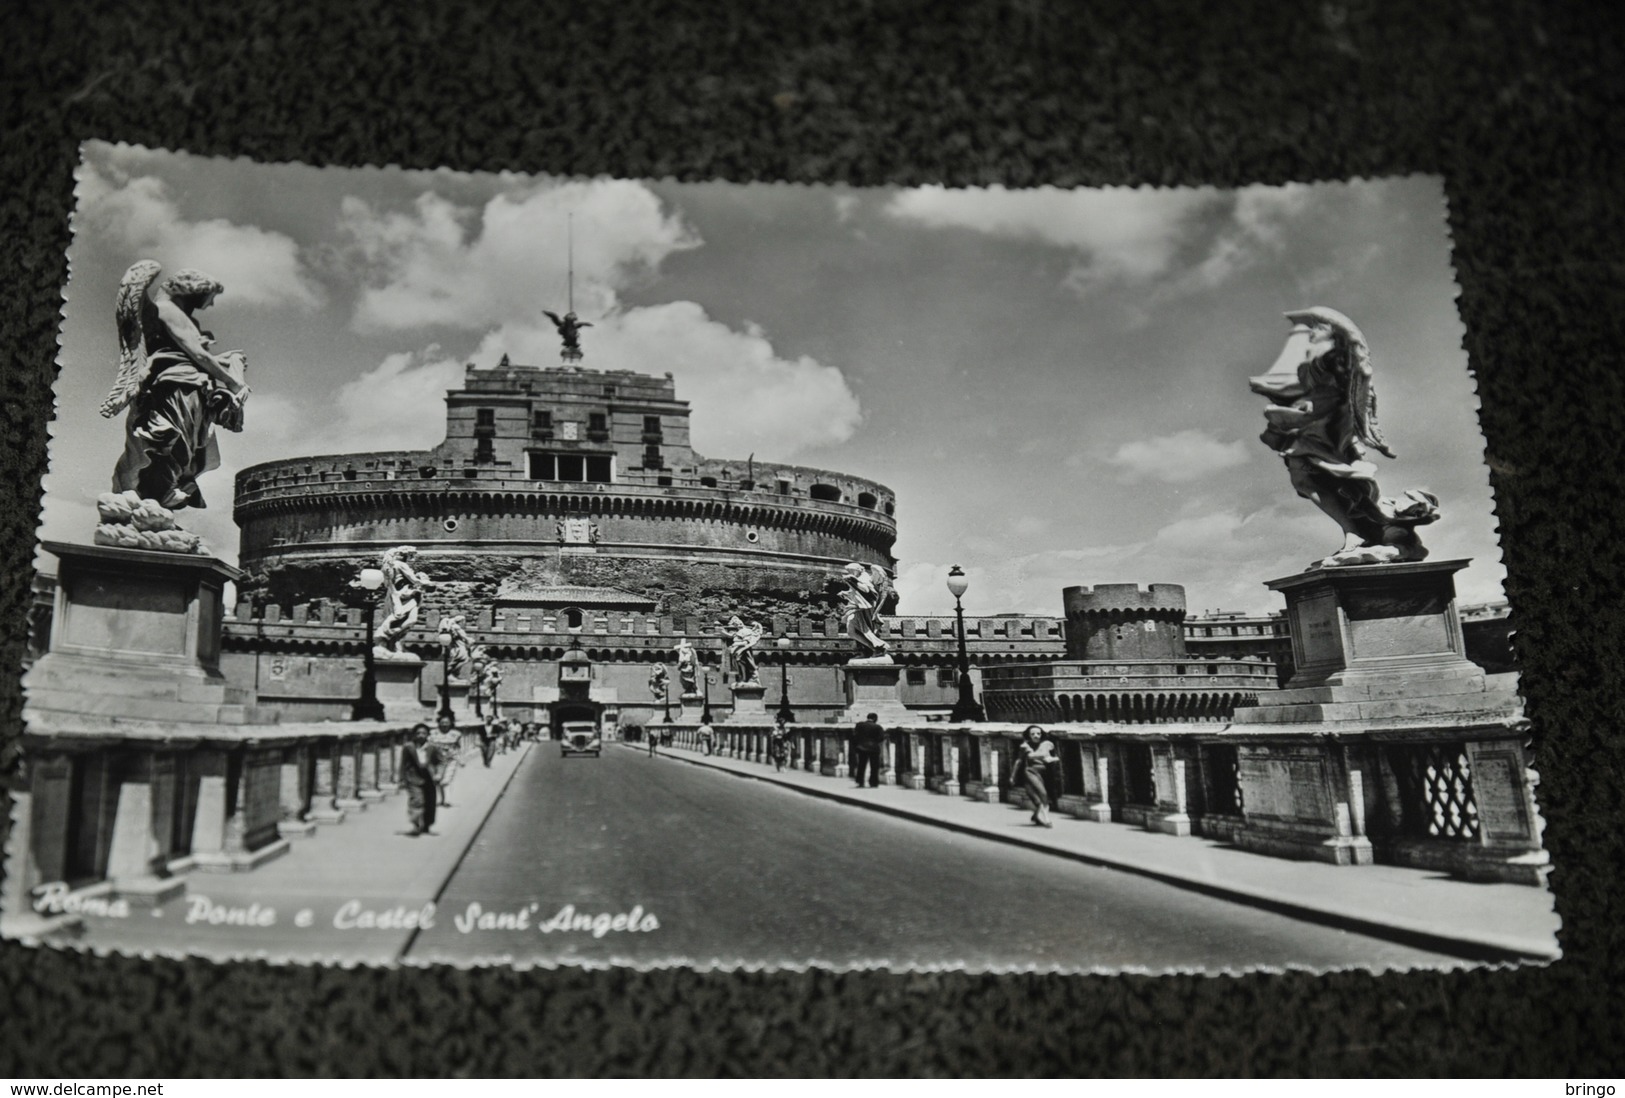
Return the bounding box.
[232,360,897,619]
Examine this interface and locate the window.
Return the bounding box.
[936,668,957,686]
[777,478,792,495]
[565,608,584,629]
[906,668,927,685]
[475,437,494,464]
[602,385,616,396]
[643,445,664,470]
[475,407,495,428]
[529,452,612,483]
[857,492,877,509]
[643,416,661,433]
[589,412,607,431]
[699,476,718,487]
[809,483,842,502]
[533,409,553,430]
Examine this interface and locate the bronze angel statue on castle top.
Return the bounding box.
[1250,307,1439,568]
[101,260,250,511]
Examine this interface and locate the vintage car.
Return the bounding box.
[560,720,602,758]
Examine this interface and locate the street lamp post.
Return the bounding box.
[437,631,455,721]
[700,668,715,725]
[947,565,984,722]
[661,670,673,724]
[775,634,794,724]
[349,567,386,721]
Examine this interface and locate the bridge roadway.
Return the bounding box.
[404,743,1459,970]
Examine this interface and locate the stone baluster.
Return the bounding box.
[358,740,384,802]
[1348,770,1367,839]
[976,737,1001,803]
[906,733,926,790]
[942,736,962,796]
[277,745,315,838]
[309,741,345,823]
[880,735,896,786]
[105,749,183,900]
[335,740,366,811]
[1089,754,1112,822]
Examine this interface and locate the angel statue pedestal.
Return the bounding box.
[371,655,429,723]
[729,681,768,719]
[1252,559,1485,698]
[840,659,911,727]
[25,541,266,725]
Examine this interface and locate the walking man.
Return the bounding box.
[697,719,715,756]
[479,717,498,768]
[400,724,441,837]
[851,712,884,788]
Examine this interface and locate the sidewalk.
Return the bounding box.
[631,742,1562,963]
[49,741,533,964]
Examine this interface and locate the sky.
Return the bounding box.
[37,141,1505,617]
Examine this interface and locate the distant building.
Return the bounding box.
[1183,608,1294,685]
[232,360,897,621]
[980,584,1278,724]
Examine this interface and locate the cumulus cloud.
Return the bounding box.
[337,178,860,458]
[74,162,324,309]
[1156,183,1318,296]
[341,179,698,333]
[465,303,862,458]
[885,184,1218,285]
[1103,429,1251,482]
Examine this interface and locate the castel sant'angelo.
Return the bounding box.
[233,350,897,622]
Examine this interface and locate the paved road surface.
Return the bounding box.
[406,745,1461,970]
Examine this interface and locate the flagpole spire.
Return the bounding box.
[544,213,591,367]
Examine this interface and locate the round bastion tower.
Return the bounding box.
[232,358,897,620]
[1062,583,1189,662]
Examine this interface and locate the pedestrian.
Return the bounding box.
[479,716,498,768]
[399,724,441,836]
[697,720,715,756]
[770,718,790,772]
[648,722,661,757]
[851,712,884,788]
[1014,725,1057,828]
[432,712,460,807]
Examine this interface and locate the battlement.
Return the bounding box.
[1063,583,1187,616]
[223,602,1064,649]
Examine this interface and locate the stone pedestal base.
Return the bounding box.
[840,660,912,725]
[904,774,926,790]
[730,682,768,718]
[111,875,188,907]
[373,658,430,721]
[25,542,275,725]
[277,819,317,838]
[1145,810,1192,837]
[308,806,347,825]
[191,839,291,873]
[964,781,1000,803]
[1239,559,1495,725]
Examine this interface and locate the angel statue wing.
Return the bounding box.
[866,564,895,611]
[101,260,163,418]
[542,310,564,329]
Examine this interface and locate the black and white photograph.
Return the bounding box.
[2,141,1558,972]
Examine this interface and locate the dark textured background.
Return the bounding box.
[1,0,1621,1078]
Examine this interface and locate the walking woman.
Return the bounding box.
[1014,725,1057,828]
